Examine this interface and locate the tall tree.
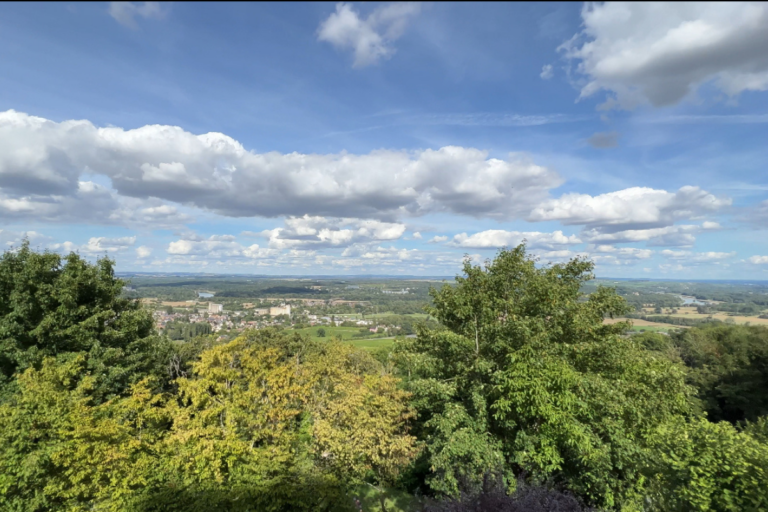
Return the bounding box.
[397,245,694,508]
[0,241,169,400]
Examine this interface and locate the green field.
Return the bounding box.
[289,326,396,351]
[365,312,430,319]
[347,337,396,350]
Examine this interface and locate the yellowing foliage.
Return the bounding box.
[309,343,419,484]
[0,335,419,511]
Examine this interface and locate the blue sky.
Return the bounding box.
[2,1,768,277]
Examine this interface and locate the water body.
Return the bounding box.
[680,295,707,306]
[198,292,214,298]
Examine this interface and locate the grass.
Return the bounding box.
[346,338,396,350]
[289,326,397,351]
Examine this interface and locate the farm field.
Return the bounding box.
[289,326,397,350]
[640,306,768,325]
[291,326,373,341]
[347,338,397,350]
[604,317,689,331]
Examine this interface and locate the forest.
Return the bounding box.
[1,242,767,511]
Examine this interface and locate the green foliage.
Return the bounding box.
[645,418,768,511]
[397,245,695,508]
[672,323,768,423]
[163,321,211,341]
[0,309,417,511]
[0,241,170,400]
[4,244,768,511]
[318,327,327,337]
[0,355,168,511]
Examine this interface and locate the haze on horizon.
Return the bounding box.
[2,2,768,278]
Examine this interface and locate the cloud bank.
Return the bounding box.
[0,110,562,221]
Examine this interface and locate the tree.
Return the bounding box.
[672,324,768,423]
[396,245,694,508]
[0,355,168,511]
[317,327,327,338]
[644,418,768,511]
[0,241,170,401]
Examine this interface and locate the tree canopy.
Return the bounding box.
[396,247,696,507]
[2,244,768,511]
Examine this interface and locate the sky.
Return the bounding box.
[2,2,768,278]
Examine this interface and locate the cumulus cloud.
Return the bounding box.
[588,245,653,266]
[661,249,736,261]
[81,236,136,254]
[0,110,560,221]
[0,179,192,228]
[749,255,768,264]
[334,244,424,268]
[561,2,768,109]
[412,231,422,239]
[109,2,166,29]
[246,216,406,249]
[586,131,619,149]
[167,235,276,260]
[449,229,581,250]
[318,2,421,67]
[48,236,136,256]
[530,186,730,233]
[581,222,721,247]
[136,246,152,258]
[540,64,554,79]
[429,235,448,243]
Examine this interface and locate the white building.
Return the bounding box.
[269,304,291,317]
[208,303,223,314]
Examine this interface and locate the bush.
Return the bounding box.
[645,419,768,511]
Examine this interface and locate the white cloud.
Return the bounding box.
[561,2,768,109]
[429,235,448,243]
[581,222,721,247]
[109,2,166,29]
[661,249,736,261]
[0,111,562,221]
[449,229,581,249]
[749,255,768,264]
[540,64,554,79]
[48,236,136,256]
[0,176,192,228]
[530,186,730,232]
[591,245,653,259]
[334,244,424,268]
[49,241,79,254]
[246,216,406,250]
[318,2,421,67]
[136,246,152,258]
[412,231,422,239]
[81,236,136,254]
